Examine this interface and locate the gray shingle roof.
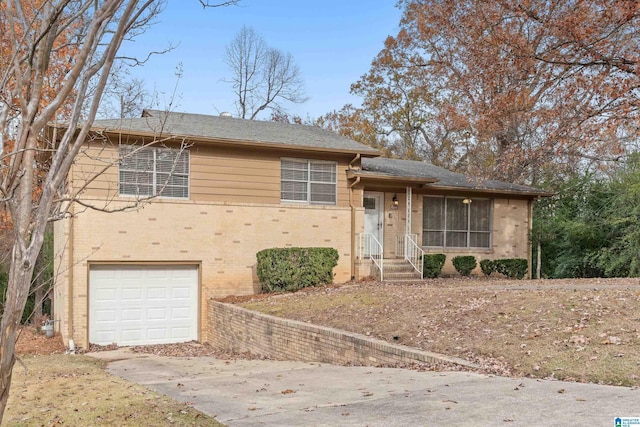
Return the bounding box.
[361,157,550,196]
[88,109,380,155]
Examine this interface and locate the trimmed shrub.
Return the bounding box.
[452,255,477,276]
[494,258,528,279]
[256,247,339,292]
[423,254,446,278]
[480,259,495,276]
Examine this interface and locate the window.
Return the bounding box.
[281,159,337,205]
[119,145,189,198]
[422,196,492,248]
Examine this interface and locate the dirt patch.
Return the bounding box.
[238,277,640,386]
[85,340,273,361]
[16,326,66,356]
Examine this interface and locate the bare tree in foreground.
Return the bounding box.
[0,0,234,422]
[224,25,308,119]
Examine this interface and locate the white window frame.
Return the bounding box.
[280,158,337,205]
[118,145,190,199]
[422,196,493,249]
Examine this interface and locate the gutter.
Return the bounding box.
[347,170,438,185]
[348,174,361,281]
[425,184,555,198]
[48,124,382,158]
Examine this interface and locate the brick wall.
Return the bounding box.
[56,199,353,348]
[207,300,476,369]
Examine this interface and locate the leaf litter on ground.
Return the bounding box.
[236,277,640,387]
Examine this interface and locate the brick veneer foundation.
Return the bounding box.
[207,300,477,369]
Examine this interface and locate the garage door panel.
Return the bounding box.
[171,327,192,340]
[122,288,143,300]
[147,307,168,320]
[94,330,117,343]
[121,269,144,279]
[147,328,168,340]
[121,328,143,342]
[90,265,198,346]
[172,286,192,298]
[171,307,190,319]
[94,288,117,301]
[147,269,171,279]
[121,308,143,321]
[148,287,167,299]
[94,309,117,322]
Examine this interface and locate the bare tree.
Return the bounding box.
[224,25,308,119]
[98,70,150,118]
[0,0,235,421]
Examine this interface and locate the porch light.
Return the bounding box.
[392,194,399,206]
[463,198,472,204]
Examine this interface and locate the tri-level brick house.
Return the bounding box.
[51,109,549,348]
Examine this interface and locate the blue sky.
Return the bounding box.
[120,0,401,120]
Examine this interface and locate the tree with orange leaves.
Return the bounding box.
[0,1,237,421]
[342,0,640,184]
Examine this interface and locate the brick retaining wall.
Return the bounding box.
[207,300,477,369]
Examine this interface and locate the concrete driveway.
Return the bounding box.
[91,348,638,426]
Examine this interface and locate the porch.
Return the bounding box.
[356,234,423,282]
[355,188,424,282]
[348,157,544,282]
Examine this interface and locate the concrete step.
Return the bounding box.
[383,272,422,281]
[381,258,422,281]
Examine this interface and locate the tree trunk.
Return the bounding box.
[34,284,44,322]
[0,247,37,420]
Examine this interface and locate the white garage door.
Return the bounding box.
[89,264,198,346]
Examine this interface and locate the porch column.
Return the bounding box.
[405,187,412,236]
[404,187,412,257]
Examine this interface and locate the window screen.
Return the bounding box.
[119,146,189,198]
[281,159,336,205]
[423,196,492,248]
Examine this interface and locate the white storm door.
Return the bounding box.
[363,192,384,257]
[89,264,198,346]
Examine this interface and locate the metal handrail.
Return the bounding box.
[356,233,384,280]
[396,233,417,257]
[404,234,424,279]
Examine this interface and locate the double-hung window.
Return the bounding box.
[119,145,189,199]
[422,196,492,248]
[281,159,337,205]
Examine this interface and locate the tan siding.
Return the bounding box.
[73,140,354,207]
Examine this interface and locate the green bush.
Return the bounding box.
[494,258,528,279]
[423,254,446,278]
[256,247,339,292]
[452,255,476,276]
[480,259,495,276]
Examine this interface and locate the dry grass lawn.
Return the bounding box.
[5,329,224,426]
[238,277,640,387]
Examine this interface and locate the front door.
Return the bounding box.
[364,192,383,256]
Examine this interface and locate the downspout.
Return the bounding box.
[67,204,75,349]
[349,153,361,171]
[348,154,362,281]
[66,143,75,349]
[527,198,533,280]
[349,174,361,281]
